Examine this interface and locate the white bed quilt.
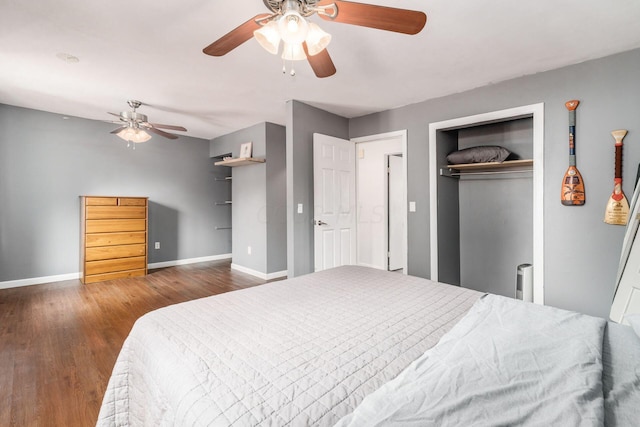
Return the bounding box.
[96,266,481,426]
[336,294,607,427]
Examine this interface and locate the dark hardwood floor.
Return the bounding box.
[0,260,270,427]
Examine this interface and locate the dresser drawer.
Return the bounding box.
[85,232,146,247]
[85,197,118,206]
[85,244,146,261]
[85,219,146,233]
[119,197,147,206]
[85,256,146,276]
[84,269,147,284]
[86,206,146,220]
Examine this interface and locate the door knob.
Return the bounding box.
[316,220,328,226]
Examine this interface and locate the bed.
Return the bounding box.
[96,266,640,426]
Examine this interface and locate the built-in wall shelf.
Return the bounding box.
[441,159,533,177]
[214,157,265,167]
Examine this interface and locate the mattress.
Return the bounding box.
[97,265,640,426]
[97,266,482,426]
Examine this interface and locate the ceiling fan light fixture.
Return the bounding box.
[117,126,152,143]
[278,10,309,44]
[305,22,331,56]
[281,42,307,61]
[254,20,281,55]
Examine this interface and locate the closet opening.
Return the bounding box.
[429,104,544,304]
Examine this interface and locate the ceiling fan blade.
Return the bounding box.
[110,126,126,134]
[203,14,272,56]
[148,123,187,131]
[108,112,123,118]
[146,126,179,140]
[303,43,336,78]
[318,1,427,35]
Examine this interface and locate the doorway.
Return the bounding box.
[353,130,408,273]
[312,131,408,274]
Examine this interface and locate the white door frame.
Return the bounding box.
[428,103,545,304]
[387,153,405,271]
[352,130,408,274]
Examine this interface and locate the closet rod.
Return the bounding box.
[214,177,232,181]
[441,169,533,178]
[215,226,232,230]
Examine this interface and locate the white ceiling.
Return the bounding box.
[1,0,640,140]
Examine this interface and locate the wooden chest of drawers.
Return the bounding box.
[80,196,148,284]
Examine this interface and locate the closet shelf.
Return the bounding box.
[442,159,533,177]
[449,159,533,171]
[215,201,232,205]
[214,157,265,167]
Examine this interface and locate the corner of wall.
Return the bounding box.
[286,100,349,277]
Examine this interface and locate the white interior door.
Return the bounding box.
[388,154,404,271]
[313,134,356,272]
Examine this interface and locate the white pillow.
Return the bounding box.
[625,313,640,338]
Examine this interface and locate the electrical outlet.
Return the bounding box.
[247,246,252,255]
[155,242,160,250]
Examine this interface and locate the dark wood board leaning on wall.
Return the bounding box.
[561,100,586,206]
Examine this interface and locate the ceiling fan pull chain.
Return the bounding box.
[281,58,296,76]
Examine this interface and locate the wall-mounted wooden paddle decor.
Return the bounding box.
[561,100,586,205]
[604,129,630,225]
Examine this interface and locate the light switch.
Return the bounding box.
[297,203,303,214]
[409,201,416,212]
[358,149,365,159]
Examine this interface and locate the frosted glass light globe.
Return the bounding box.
[278,11,309,44]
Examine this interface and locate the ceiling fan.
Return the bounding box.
[108,100,187,146]
[203,0,427,78]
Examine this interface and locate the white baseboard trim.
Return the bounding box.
[0,272,81,290]
[148,254,232,269]
[231,263,288,280]
[0,254,233,290]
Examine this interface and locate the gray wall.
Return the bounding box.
[349,48,640,318]
[457,119,533,297]
[435,130,460,285]
[286,100,349,278]
[210,122,287,275]
[0,104,229,282]
[265,123,287,273]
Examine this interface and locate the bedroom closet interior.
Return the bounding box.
[436,117,534,298]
